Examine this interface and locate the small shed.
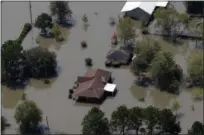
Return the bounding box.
[106,48,132,65]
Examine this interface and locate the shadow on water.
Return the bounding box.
[74,90,118,106]
[3,78,29,90]
[176,112,185,119]
[56,16,76,28]
[60,21,75,28]
[29,78,57,90]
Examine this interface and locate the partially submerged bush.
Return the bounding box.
[131,55,148,74]
[52,24,61,37]
[82,14,88,23]
[69,94,72,99]
[109,17,116,26]
[18,23,32,43]
[21,92,27,100]
[85,58,93,67]
[187,51,203,87]
[35,13,53,37]
[192,87,203,100]
[105,60,112,67]
[142,28,149,34]
[44,79,50,84]
[69,89,74,94]
[112,61,121,67]
[56,35,64,42]
[52,24,64,42]
[81,40,87,48]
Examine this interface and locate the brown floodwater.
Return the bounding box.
[2,86,23,108]
[1,1,203,134]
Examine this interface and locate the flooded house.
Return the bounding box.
[73,68,116,103]
[121,1,168,23]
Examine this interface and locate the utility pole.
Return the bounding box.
[29,1,34,46]
[46,116,50,130]
[29,1,33,25]
[203,2,204,47]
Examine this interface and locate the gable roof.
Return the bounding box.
[121,1,168,15]
[106,48,131,62]
[74,68,111,99]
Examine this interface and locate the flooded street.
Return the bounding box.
[2,2,203,134]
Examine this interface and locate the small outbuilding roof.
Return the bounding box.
[106,48,131,62]
[104,83,117,93]
[121,1,168,14]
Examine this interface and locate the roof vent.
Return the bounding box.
[101,77,106,83]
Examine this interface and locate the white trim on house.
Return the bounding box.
[121,1,168,15]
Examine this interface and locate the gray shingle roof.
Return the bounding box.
[106,48,131,62]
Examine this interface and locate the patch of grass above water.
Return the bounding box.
[150,88,176,109]
[2,86,23,108]
[130,85,147,100]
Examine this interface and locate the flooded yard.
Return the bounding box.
[1,1,203,134]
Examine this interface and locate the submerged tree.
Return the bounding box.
[24,47,57,78]
[82,14,89,31]
[171,100,181,115]
[52,23,64,42]
[35,13,52,35]
[151,52,183,93]
[15,100,42,134]
[187,51,204,86]
[85,57,93,67]
[192,87,203,100]
[82,107,110,135]
[128,107,144,135]
[154,7,189,41]
[158,109,181,134]
[143,106,159,134]
[117,17,136,44]
[131,37,161,73]
[1,116,7,132]
[188,121,204,135]
[110,105,129,135]
[50,1,72,25]
[52,23,61,37]
[1,40,28,87]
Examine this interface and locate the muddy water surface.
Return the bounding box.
[2,2,203,134]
